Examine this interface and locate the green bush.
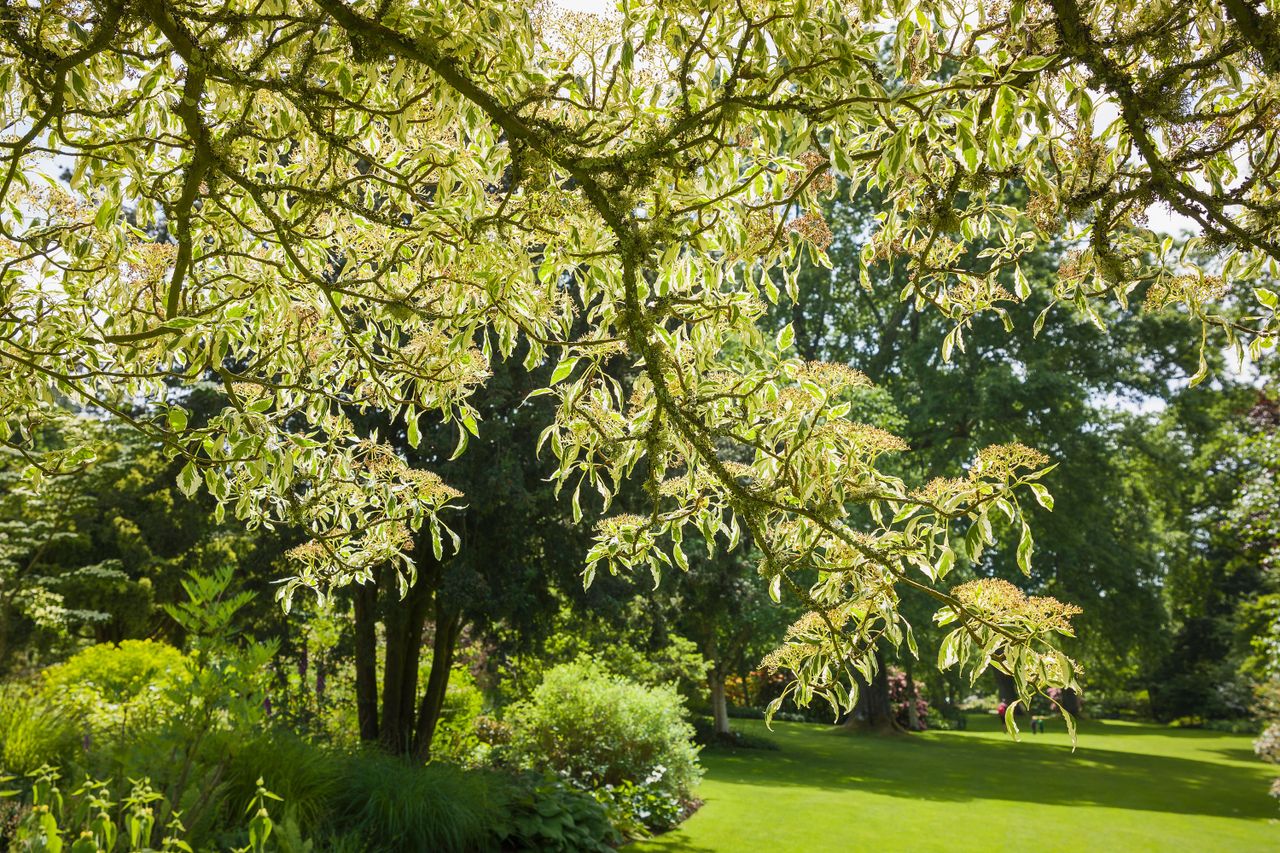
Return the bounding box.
[495,773,620,853]
[42,639,187,701]
[593,778,687,836]
[0,686,81,775]
[504,658,701,831]
[329,750,504,852]
[41,639,187,734]
[691,716,779,751]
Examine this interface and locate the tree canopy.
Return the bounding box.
[2,0,1277,724]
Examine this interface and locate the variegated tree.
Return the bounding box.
[1,0,1276,729]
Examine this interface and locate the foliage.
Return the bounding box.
[223,731,341,840]
[690,717,780,752]
[1145,389,1280,724]
[8,0,1276,725]
[425,663,487,767]
[40,640,187,736]
[0,687,81,777]
[0,765,282,853]
[0,408,283,673]
[43,640,186,703]
[494,773,621,853]
[886,668,931,731]
[327,751,503,853]
[504,659,702,827]
[592,777,687,837]
[533,612,711,697]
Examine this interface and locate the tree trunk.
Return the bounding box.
[353,579,380,742]
[994,669,1019,705]
[844,649,901,732]
[378,567,431,754]
[350,552,464,758]
[710,673,731,736]
[413,602,463,760]
[704,635,732,736]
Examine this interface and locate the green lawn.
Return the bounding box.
[634,715,1278,852]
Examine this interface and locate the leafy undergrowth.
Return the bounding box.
[634,715,1279,852]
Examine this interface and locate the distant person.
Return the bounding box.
[996,701,1008,717]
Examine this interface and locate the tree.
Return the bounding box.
[668,542,795,736]
[1,0,1276,725]
[0,404,279,672]
[1147,385,1280,720]
[342,355,596,757]
[776,184,1223,707]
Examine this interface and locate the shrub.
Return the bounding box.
[329,750,504,852]
[503,658,701,831]
[887,668,930,731]
[41,639,188,738]
[593,778,688,835]
[42,639,187,703]
[0,686,81,775]
[494,773,620,853]
[690,717,779,751]
[924,705,967,730]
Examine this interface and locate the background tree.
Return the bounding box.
[0,399,281,674]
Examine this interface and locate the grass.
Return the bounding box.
[632,714,1278,852]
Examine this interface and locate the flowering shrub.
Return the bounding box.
[495,773,620,853]
[1255,721,1280,801]
[887,668,930,731]
[503,658,701,833]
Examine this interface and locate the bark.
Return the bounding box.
[844,649,901,732]
[1055,687,1082,716]
[413,601,463,760]
[377,565,431,754]
[737,665,753,707]
[350,551,466,758]
[703,635,731,736]
[353,578,380,741]
[709,671,731,736]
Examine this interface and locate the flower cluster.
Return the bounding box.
[951,578,1082,633]
[1144,273,1230,311]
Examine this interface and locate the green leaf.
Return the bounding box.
[1028,482,1054,510]
[407,414,421,449]
[177,461,201,498]
[550,356,579,386]
[935,545,955,579]
[776,323,795,352]
[1016,520,1033,575]
[450,422,470,460]
[167,407,188,431]
[1010,55,1054,72]
[1003,699,1022,741]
